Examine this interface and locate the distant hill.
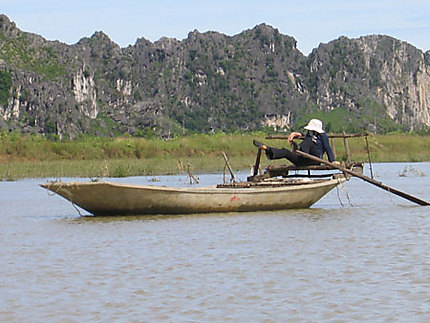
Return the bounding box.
[1,14,430,138]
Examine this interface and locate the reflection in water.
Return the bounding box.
[2,163,430,321]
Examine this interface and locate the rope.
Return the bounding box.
[336,182,354,207]
[342,183,353,207]
[336,185,345,207]
[45,180,65,196]
[44,180,88,217]
[71,202,86,217]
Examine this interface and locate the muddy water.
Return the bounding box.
[2,163,430,321]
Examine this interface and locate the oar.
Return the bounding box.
[295,150,430,206]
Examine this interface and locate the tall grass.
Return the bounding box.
[334,134,430,162]
[1,131,429,180]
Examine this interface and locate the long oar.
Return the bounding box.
[295,150,430,206]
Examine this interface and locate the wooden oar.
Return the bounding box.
[295,150,430,206]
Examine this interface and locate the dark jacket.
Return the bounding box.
[299,132,335,162]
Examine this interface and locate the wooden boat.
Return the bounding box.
[41,175,347,216]
[41,133,372,216]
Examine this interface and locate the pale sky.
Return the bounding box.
[3,0,430,55]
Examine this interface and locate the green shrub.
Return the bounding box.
[0,70,12,106]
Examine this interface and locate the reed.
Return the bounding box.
[1,132,429,180]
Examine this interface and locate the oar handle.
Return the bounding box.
[295,150,430,206]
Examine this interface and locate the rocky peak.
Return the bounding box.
[133,37,154,48]
[76,31,119,50]
[91,31,114,42]
[0,14,20,38]
[0,14,429,137]
[154,37,180,52]
[251,23,277,34]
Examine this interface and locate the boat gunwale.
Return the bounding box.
[41,176,346,195]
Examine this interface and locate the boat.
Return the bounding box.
[41,173,348,216]
[41,133,370,216]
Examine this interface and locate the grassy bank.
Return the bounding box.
[1,132,430,180]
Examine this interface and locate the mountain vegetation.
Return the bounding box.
[1,14,430,138]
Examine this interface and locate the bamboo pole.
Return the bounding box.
[266,132,367,140]
[186,162,199,184]
[343,132,351,163]
[365,135,374,179]
[221,151,236,182]
[330,137,336,159]
[253,148,262,176]
[294,150,430,206]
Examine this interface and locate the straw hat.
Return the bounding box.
[304,119,324,133]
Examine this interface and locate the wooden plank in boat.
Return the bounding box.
[217,178,329,188]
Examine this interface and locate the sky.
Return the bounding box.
[3,0,430,55]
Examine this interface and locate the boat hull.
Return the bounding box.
[41,177,346,216]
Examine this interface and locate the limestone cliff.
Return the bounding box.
[307,35,430,131]
[0,14,429,137]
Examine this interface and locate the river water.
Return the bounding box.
[2,162,430,322]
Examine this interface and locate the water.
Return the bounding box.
[2,163,430,322]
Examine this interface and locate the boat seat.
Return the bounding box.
[265,164,336,176]
[268,164,336,171]
[247,164,337,182]
[248,161,363,182]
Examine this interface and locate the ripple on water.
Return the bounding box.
[2,164,430,321]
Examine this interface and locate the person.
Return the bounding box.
[253,119,337,166]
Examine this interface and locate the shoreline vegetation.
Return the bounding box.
[1,132,430,180]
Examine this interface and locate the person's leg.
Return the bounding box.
[253,140,319,166]
[266,147,320,166]
[266,147,299,164]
